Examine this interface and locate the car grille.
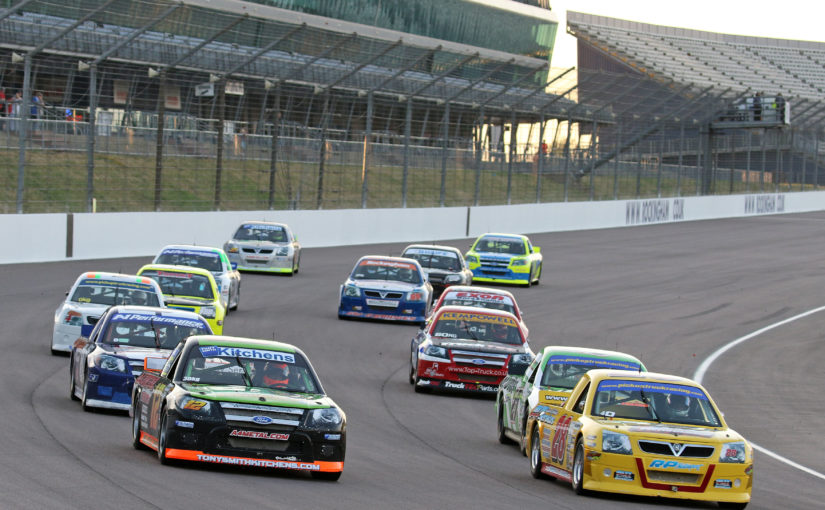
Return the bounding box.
[646,470,701,484]
[242,248,274,255]
[219,402,304,431]
[428,274,446,283]
[364,290,404,299]
[451,349,509,368]
[226,435,308,453]
[479,257,510,269]
[245,259,268,264]
[638,440,715,458]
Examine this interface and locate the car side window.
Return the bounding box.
[573,383,590,414]
[162,343,184,379]
[524,356,541,384]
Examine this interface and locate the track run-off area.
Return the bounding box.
[2,212,825,509]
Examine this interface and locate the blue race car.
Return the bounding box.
[338,256,433,324]
[69,305,212,411]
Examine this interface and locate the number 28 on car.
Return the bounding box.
[525,369,752,509]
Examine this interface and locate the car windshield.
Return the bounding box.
[541,356,643,389]
[402,248,460,271]
[179,345,320,393]
[476,237,526,255]
[351,260,421,284]
[441,292,516,316]
[234,225,288,243]
[156,251,223,272]
[140,270,215,300]
[432,312,522,345]
[70,281,161,307]
[102,313,209,349]
[591,379,721,427]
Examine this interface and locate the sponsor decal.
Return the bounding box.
[275,456,298,461]
[477,384,498,392]
[626,425,714,438]
[586,452,602,462]
[156,271,193,279]
[229,430,289,441]
[444,381,465,389]
[175,420,195,429]
[447,366,504,376]
[183,376,201,382]
[614,470,635,481]
[242,223,283,231]
[182,400,208,411]
[162,249,219,259]
[79,279,158,292]
[434,332,457,338]
[405,248,455,258]
[543,394,569,402]
[438,311,518,326]
[744,194,785,215]
[546,355,641,372]
[110,313,206,329]
[649,459,703,472]
[195,454,321,470]
[714,479,733,489]
[596,380,708,400]
[424,363,444,378]
[324,434,342,440]
[359,259,416,270]
[452,291,509,304]
[252,416,274,425]
[198,346,295,363]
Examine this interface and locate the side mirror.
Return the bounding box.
[143,357,166,374]
[230,262,238,270]
[533,246,541,253]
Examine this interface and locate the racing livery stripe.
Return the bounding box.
[165,449,344,472]
[140,431,159,450]
[634,458,715,492]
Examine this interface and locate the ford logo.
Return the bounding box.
[472,359,486,365]
[252,415,272,425]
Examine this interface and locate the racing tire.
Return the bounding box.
[293,254,300,275]
[529,424,546,479]
[718,503,748,510]
[526,268,533,288]
[310,471,342,481]
[69,362,80,401]
[409,352,416,385]
[157,412,174,465]
[496,405,511,444]
[571,437,587,495]
[81,373,93,412]
[519,412,529,456]
[131,399,148,450]
[231,283,240,311]
[534,264,542,286]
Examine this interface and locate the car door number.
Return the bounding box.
[551,414,573,464]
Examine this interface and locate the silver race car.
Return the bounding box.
[153,244,241,312]
[223,221,301,275]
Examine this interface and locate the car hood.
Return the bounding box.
[593,419,742,441]
[473,251,517,260]
[60,302,110,314]
[180,383,333,409]
[421,267,459,276]
[234,240,288,248]
[431,337,526,354]
[101,344,173,361]
[164,296,215,306]
[348,279,420,291]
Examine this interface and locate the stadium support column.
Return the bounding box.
[440,102,450,207]
[613,122,622,200]
[214,81,225,211]
[362,92,373,209]
[814,134,820,189]
[506,110,516,205]
[474,107,484,207]
[562,113,572,202]
[701,125,713,195]
[317,91,331,210]
[154,70,167,211]
[268,83,281,210]
[536,114,545,203]
[87,63,97,212]
[402,97,411,208]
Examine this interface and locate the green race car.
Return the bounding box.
[465,233,542,286]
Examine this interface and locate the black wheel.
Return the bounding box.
[69,362,80,401]
[310,470,342,481]
[497,404,510,444]
[529,424,545,479]
[572,437,586,495]
[519,412,529,456]
[293,254,300,274]
[158,412,173,465]
[81,372,93,412]
[131,398,148,450]
[409,351,416,385]
[533,264,542,285]
[526,268,533,287]
[718,503,748,510]
[231,282,240,311]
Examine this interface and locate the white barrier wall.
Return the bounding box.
[3,191,824,265]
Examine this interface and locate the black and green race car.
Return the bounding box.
[130,335,346,480]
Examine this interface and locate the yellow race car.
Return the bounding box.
[525,369,752,509]
[137,264,225,334]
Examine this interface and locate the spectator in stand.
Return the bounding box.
[31,91,43,133]
[752,92,762,122]
[10,91,22,133]
[774,93,786,123]
[0,88,6,130]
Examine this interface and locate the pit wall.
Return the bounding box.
[1,191,818,265]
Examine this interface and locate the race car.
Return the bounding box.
[465,233,542,286]
[153,244,241,312]
[409,305,533,394]
[430,285,528,338]
[338,256,433,324]
[525,369,752,509]
[52,272,165,355]
[69,305,212,411]
[400,244,472,296]
[137,264,225,334]
[130,335,346,480]
[223,221,301,274]
[496,346,645,452]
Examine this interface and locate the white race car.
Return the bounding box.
[52,272,165,355]
[152,244,241,312]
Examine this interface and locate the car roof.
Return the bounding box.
[74,271,159,286]
[434,304,520,322]
[158,244,225,255]
[356,255,423,268]
[107,305,207,320]
[138,263,216,279]
[586,369,699,387]
[403,244,461,254]
[475,233,528,240]
[237,221,289,228]
[539,346,644,365]
[440,285,516,299]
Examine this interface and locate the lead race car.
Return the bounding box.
[497,346,645,452]
[153,244,241,312]
[525,369,752,509]
[131,335,346,480]
[69,305,212,411]
[410,305,533,394]
[400,244,472,296]
[223,221,301,274]
[338,255,433,323]
[52,272,165,355]
[465,233,542,286]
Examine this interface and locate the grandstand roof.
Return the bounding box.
[567,10,825,102]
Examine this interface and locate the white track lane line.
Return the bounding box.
[693,305,825,481]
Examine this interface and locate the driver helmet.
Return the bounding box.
[132,291,148,306]
[491,323,509,341]
[668,394,690,415]
[548,363,567,377]
[263,362,289,387]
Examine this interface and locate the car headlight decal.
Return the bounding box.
[277,247,289,256]
[408,290,426,302]
[177,395,220,419]
[344,285,361,297]
[96,354,128,373]
[511,353,533,364]
[466,254,479,264]
[602,430,632,455]
[200,306,216,319]
[444,274,462,284]
[304,407,343,430]
[423,345,449,360]
[510,258,528,267]
[720,441,747,463]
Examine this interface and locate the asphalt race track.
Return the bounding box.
[2,213,824,509]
